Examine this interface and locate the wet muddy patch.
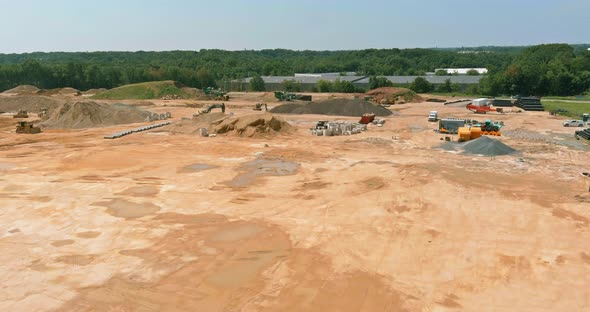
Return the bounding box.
[51,239,75,247]
[116,185,160,197]
[0,162,17,170]
[57,213,414,312]
[178,163,218,173]
[76,231,101,239]
[225,158,299,187]
[56,254,97,266]
[92,198,160,219]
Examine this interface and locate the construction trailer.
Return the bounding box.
[16,121,41,134]
[438,118,466,134]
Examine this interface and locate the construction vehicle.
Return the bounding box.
[466,103,503,114]
[428,111,438,122]
[203,87,229,101]
[194,103,225,117]
[13,110,29,118]
[16,121,41,134]
[274,91,312,102]
[469,119,503,136]
[253,103,268,111]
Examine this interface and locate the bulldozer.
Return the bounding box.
[194,103,225,118]
[13,110,29,118]
[16,121,41,134]
[274,91,312,102]
[253,103,268,111]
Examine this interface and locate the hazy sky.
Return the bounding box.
[1,0,588,53]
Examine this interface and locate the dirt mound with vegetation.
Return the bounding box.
[366,87,423,104]
[0,95,63,114]
[83,88,108,96]
[212,113,293,137]
[2,85,42,95]
[91,81,198,100]
[42,101,151,129]
[270,98,392,117]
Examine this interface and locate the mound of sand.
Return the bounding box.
[39,87,81,97]
[0,96,63,113]
[270,98,392,117]
[462,136,517,156]
[83,88,108,96]
[212,113,292,137]
[366,87,423,104]
[2,85,41,95]
[161,112,227,135]
[42,101,151,129]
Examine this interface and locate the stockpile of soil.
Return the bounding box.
[39,87,81,96]
[42,101,151,129]
[366,87,423,104]
[83,88,108,96]
[270,98,392,117]
[212,113,293,137]
[2,85,41,95]
[462,136,517,156]
[0,96,63,113]
[161,112,227,135]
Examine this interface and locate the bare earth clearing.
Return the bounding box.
[1,92,589,311]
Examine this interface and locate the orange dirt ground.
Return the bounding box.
[0,92,589,311]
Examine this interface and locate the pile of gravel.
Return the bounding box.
[462,136,517,156]
[270,98,393,117]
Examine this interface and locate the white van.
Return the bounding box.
[428,111,438,122]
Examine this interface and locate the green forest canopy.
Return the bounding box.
[0,44,589,96]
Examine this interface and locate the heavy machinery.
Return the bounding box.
[466,103,503,114]
[16,121,41,134]
[204,87,229,101]
[194,103,225,117]
[253,103,268,111]
[13,110,29,118]
[470,119,503,135]
[274,91,312,102]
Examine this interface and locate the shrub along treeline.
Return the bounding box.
[0,44,588,96]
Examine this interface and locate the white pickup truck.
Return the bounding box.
[563,120,586,127]
[428,111,438,122]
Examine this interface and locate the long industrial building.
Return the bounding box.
[226,73,484,91]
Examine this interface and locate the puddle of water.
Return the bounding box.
[92,198,160,219]
[226,158,299,187]
[178,163,218,173]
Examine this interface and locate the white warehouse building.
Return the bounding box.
[435,68,488,74]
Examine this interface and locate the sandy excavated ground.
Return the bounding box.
[1,92,589,312]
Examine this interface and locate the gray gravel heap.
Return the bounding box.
[462,136,517,156]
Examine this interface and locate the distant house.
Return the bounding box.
[435,68,488,75]
[228,73,484,92]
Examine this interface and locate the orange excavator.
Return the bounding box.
[466,103,503,114]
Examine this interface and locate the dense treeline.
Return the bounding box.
[0,44,589,96]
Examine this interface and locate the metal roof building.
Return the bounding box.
[229,74,484,91]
